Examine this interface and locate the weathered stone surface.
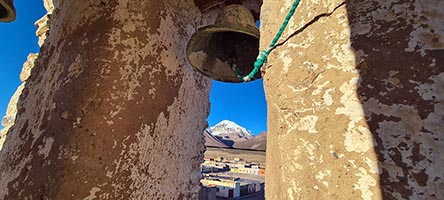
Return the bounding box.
[0,127,9,150]
[262,0,443,199]
[0,37,39,151]
[1,84,24,129]
[34,0,54,47]
[1,85,27,151]
[19,53,38,82]
[0,0,211,199]
[43,0,54,14]
[35,14,50,47]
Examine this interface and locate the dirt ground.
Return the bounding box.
[204,147,266,164]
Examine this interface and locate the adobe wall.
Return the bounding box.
[1,0,443,199]
[262,0,443,199]
[0,0,211,199]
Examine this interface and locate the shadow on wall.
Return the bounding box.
[346,0,444,199]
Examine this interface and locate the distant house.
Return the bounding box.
[201,178,241,199]
[201,175,263,199]
[230,165,260,175]
[199,185,217,200]
[201,159,229,173]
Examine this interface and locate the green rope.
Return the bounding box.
[242,0,301,82]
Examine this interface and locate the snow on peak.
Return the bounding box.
[208,120,253,138]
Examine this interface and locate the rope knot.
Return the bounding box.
[241,50,269,82]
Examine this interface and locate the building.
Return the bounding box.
[201,175,264,199]
[201,177,241,199]
[199,185,217,200]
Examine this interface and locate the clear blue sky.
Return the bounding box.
[0,2,267,135]
[208,80,267,135]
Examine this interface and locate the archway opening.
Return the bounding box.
[200,79,267,199]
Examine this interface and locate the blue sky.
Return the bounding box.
[208,80,267,135]
[0,2,267,135]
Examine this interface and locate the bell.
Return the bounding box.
[0,0,15,22]
[193,0,225,11]
[186,4,260,82]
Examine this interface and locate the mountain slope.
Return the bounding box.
[233,132,266,151]
[203,130,229,148]
[207,120,254,147]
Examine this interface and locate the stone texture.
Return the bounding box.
[0,129,7,151]
[43,0,54,14]
[35,0,54,47]
[2,0,442,199]
[0,0,211,199]
[19,53,38,82]
[1,84,24,129]
[1,61,30,150]
[261,0,443,199]
[35,15,50,47]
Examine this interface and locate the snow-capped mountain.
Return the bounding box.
[207,120,254,147]
[204,120,266,150]
[208,120,254,138]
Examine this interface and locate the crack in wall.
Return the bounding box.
[273,1,346,50]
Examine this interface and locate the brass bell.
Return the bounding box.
[0,0,15,22]
[193,0,225,11]
[186,4,260,83]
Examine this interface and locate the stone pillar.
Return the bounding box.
[0,0,210,199]
[262,0,443,199]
